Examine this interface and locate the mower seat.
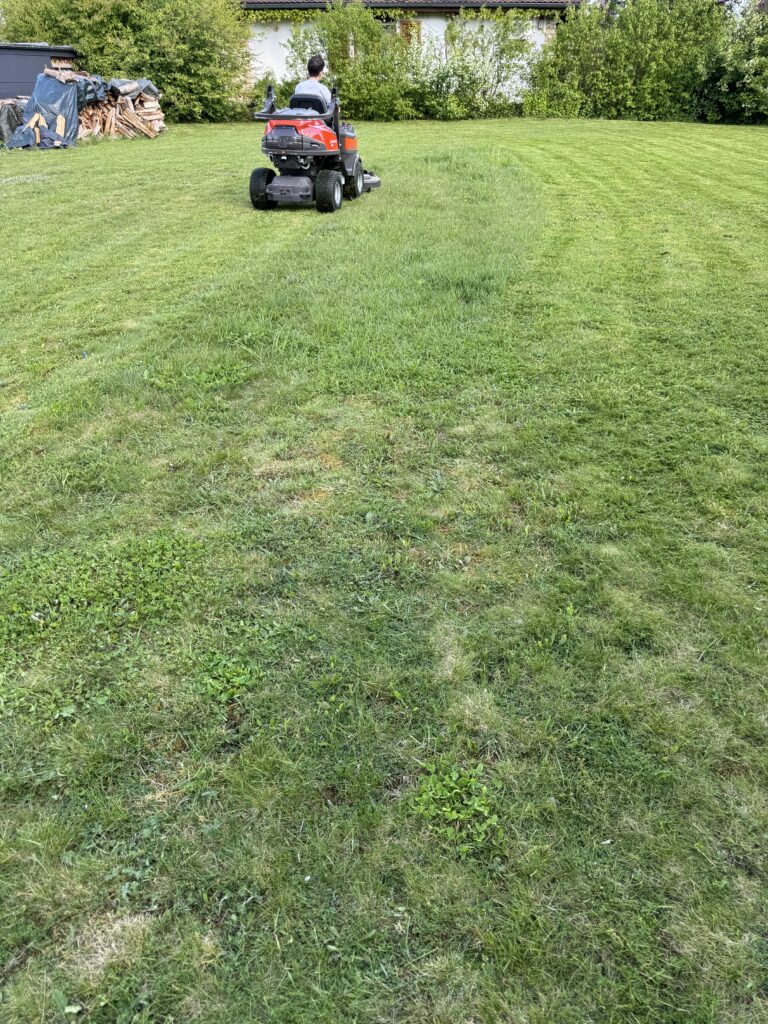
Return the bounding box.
[289,94,329,117]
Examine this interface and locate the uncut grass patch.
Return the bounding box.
[1,120,767,1023]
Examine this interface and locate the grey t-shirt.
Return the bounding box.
[294,78,332,108]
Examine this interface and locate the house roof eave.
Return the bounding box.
[242,1,575,9]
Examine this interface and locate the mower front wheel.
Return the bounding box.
[344,160,364,200]
[316,170,343,213]
[250,168,275,210]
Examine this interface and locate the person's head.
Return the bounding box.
[307,54,325,80]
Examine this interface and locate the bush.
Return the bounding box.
[285,0,415,121]
[0,0,251,121]
[708,2,768,122]
[283,2,532,121]
[414,10,531,120]
[524,0,728,122]
[128,0,252,121]
[251,75,297,113]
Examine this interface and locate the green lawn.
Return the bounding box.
[1,119,767,1023]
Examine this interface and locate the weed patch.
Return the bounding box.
[0,534,201,651]
[412,762,504,861]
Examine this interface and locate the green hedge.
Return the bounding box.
[279,1,531,121]
[523,0,767,124]
[4,0,763,125]
[284,1,416,120]
[0,0,251,121]
[709,2,768,123]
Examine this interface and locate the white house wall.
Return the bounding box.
[420,14,451,44]
[418,14,552,50]
[249,15,555,84]
[249,21,311,82]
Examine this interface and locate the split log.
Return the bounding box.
[120,110,158,139]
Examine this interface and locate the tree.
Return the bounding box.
[285,1,416,121]
[0,0,251,121]
[416,10,531,119]
[717,1,768,120]
[524,0,728,121]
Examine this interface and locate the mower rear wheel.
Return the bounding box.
[316,170,343,213]
[344,160,364,200]
[250,167,275,210]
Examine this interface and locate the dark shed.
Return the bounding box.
[0,42,77,99]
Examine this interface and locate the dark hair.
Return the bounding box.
[307,54,325,77]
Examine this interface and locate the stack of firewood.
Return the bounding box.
[41,67,166,141]
[78,93,166,141]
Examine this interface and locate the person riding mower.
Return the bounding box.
[249,66,381,214]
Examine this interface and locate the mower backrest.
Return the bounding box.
[289,94,328,116]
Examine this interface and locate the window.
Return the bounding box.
[381,18,422,44]
[398,19,422,44]
[536,16,556,38]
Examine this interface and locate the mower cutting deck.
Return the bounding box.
[250,86,381,214]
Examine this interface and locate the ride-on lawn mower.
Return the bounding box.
[249,85,381,214]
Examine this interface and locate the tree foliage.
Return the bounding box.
[709,1,768,121]
[285,1,415,120]
[284,1,530,120]
[0,0,251,121]
[524,0,729,121]
[3,0,764,124]
[415,11,531,119]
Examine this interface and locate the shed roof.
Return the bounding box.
[0,42,77,54]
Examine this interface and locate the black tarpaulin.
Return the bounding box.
[75,74,107,110]
[0,100,23,144]
[108,78,160,101]
[7,73,78,149]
